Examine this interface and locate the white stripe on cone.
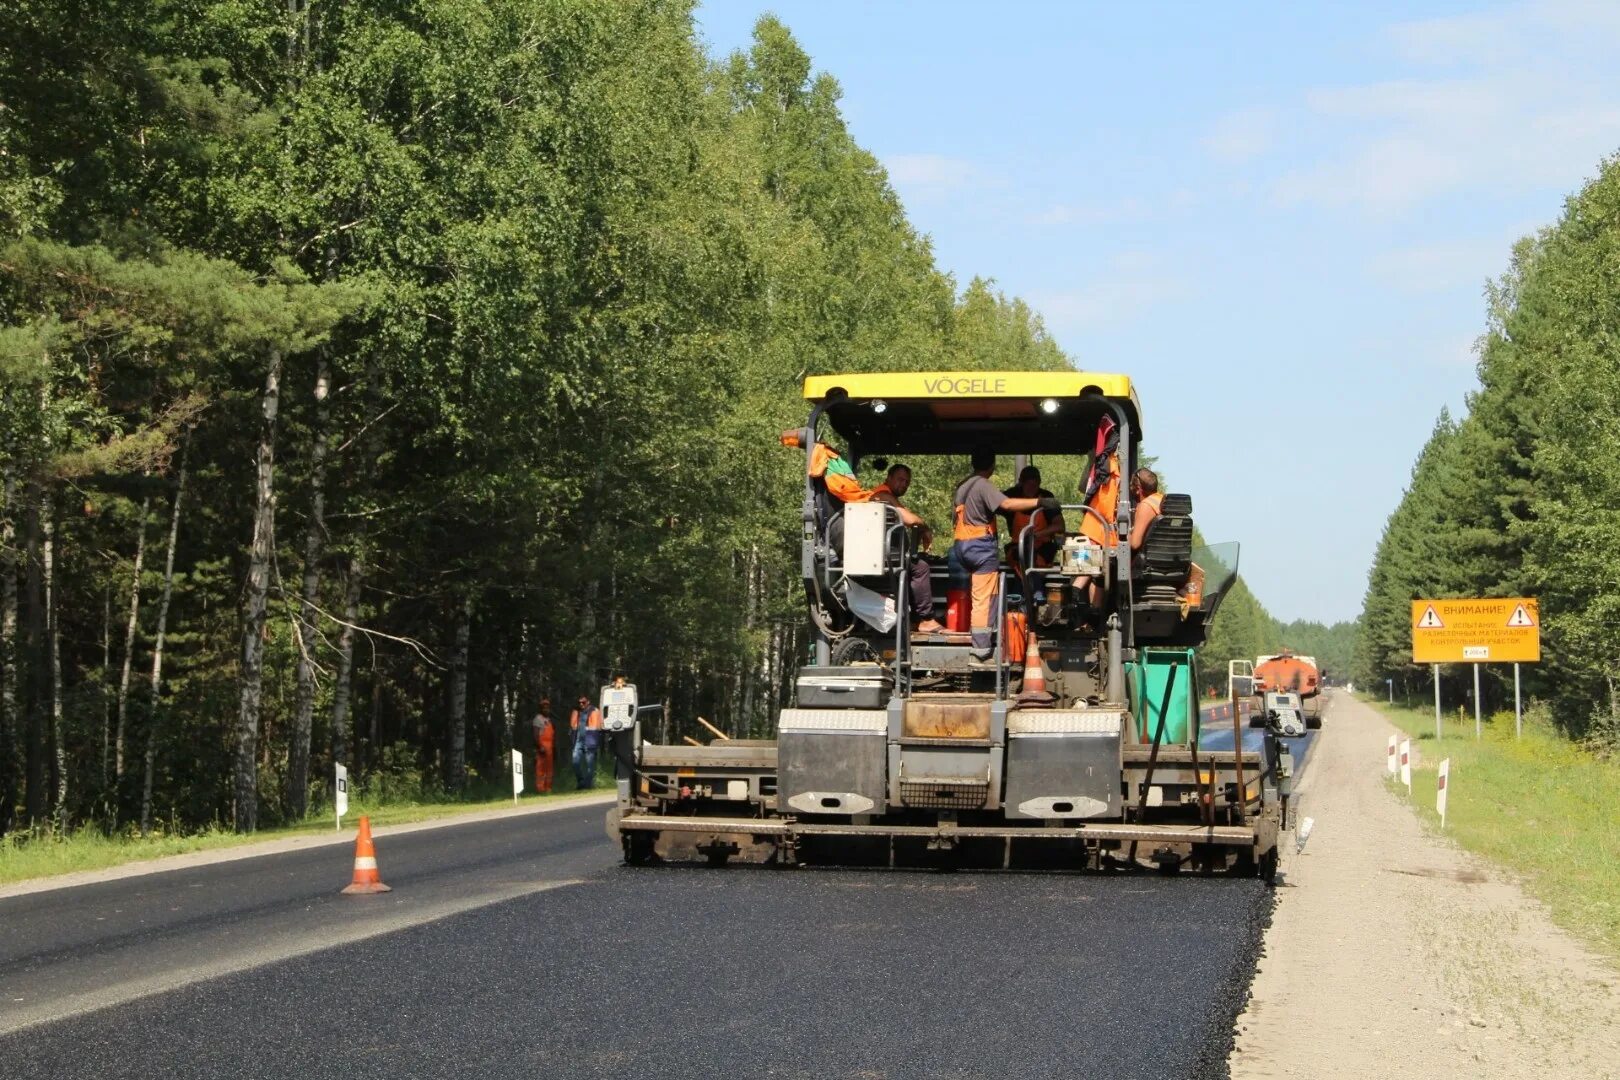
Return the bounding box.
[353,856,378,871]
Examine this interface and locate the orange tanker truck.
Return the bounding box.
[1252,651,1322,724]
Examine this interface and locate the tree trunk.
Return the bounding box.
[287,354,331,821]
[445,595,471,790]
[141,447,187,835]
[235,350,281,832]
[114,494,151,783]
[329,554,362,773]
[22,491,45,825]
[0,468,18,836]
[43,498,66,828]
[100,588,110,789]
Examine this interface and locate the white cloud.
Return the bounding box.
[1367,240,1506,293]
[1275,135,1468,212]
[1270,2,1620,214]
[882,153,989,196]
[1025,252,1181,333]
[1389,0,1620,67]
[1027,197,1150,227]
[1202,106,1279,163]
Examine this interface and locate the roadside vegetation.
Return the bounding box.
[1354,150,1620,752]
[0,758,612,886]
[1367,695,1620,960]
[0,0,1323,846]
[0,1,1098,841]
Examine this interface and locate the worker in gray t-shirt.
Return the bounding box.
[951,448,1058,658]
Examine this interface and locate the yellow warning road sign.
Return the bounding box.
[1412,598,1540,663]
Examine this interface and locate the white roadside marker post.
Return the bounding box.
[510,748,524,804]
[1386,735,1398,776]
[1436,758,1450,829]
[335,763,348,832]
[1399,739,1411,793]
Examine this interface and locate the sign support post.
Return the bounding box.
[1514,663,1522,740]
[1473,663,1482,741]
[1432,664,1441,741]
[510,749,523,803]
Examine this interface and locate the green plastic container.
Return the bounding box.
[1128,647,1196,745]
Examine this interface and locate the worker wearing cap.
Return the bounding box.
[570,694,602,789]
[532,699,555,794]
[953,449,1056,658]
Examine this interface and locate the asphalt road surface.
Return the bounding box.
[1,801,1273,1080]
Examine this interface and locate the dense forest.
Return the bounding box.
[1355,152,1620,748]
[0,0,1319,838]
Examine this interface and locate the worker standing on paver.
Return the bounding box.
[570,693,602,789]
[953,449,1053,658]
[533,698,555,793]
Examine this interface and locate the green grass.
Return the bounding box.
[0,783,610,887]
[1364,694,1620,960]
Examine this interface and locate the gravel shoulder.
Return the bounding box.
[1231,691,1620,1079]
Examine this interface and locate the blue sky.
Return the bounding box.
[694,0,1620,624]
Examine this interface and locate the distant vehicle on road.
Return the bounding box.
[1252,651,1323,724]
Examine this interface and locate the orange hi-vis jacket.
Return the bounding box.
[781,430,869,503]
[1079,453,1120,547]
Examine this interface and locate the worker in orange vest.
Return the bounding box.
[1127,468,1164,550]
[1002,465,1065,574]
[570,693,603,789]
[532,698,555,794]
[952,449,1055,659]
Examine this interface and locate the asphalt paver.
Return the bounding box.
[1,800,1272,1080]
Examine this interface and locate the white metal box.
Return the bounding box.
[842,501,888,576]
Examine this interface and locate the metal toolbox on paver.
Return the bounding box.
[777,708,887,815]
[1003,710,1124,819]
[795,665,892,710]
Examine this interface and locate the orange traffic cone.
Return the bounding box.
[1018,629,1054,704]
[341,816,391,894]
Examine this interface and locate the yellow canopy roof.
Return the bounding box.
[801,370,1142,456]
[803,370,1137,412]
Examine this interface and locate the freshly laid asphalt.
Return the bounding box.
[1,798,1276,1080]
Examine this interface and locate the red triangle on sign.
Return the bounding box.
[1417,605,1444,629]
[1506,604,1536,628]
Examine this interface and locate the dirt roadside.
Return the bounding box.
[1230,691,1620,1079]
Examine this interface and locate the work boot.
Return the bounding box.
[916,619,943,634]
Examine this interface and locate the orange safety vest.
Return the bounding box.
[953,503,995,542]
[782,431,871,504]
[1079,453,1121,547]
[1130,491,1164,548]
[1006,491,1055,545]
[953,475,997,542]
